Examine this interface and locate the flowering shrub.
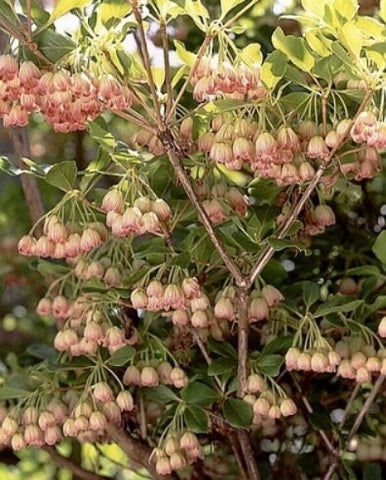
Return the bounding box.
[0,0,385,478]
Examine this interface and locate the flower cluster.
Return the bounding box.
[18,215,107,259]
[74,258,123,287]
[123,362,188,389]
[214,285,284,323]
[0,386,133,450]
[243,374,297,425]
[285,346,341,374]
[154,431,203,475]
[0,55,132,131]
[191,57,266,102]
[102,190,171,237]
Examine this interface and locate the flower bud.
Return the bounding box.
[312,205,336,227]
[214,297,235,321]
[156,457,172,475]
[47,222,67,244]
[38,411,56,431]
[44,426,62,445]
[164,436,179,455]
[36,298,52,316]
[337,359,356,379]
[64,233,81,258]
[180,431,200,451]
[18,235,36,256]
[280,398,297,417]
[141,366,159,387]
[246,374,265,393]
[52,295,69,319]
[298,161,315,181]
[102,190,124,213]
[191,310,209,328]
[164,284,185,310]
[151,199,171,221]
[306,136,329,160]
[87,261,104,279]
[248,297,269,323]
[170,452,187,470]
[63,418,77,437]
[123,366,141,386]
[378,317,386,338]
[34,236,55,257]
[11,433,26,451]
[261,285,284,307]
[93,382,114,402]
[24,424,44,446]
[89,411,107,431]
[366,356,381,372]
[355,366,371,383]
[285,347,300,371]
[182,277,201,299]
[253,397,270,416]
[102,401,121,423]
[190,293,210,312]
[171,309,189,326]
[80,228,103,253]
[116,391,134,411]
[311,352,329,372]
[2,417,18,436]
[198,132,214,152]
[170,367,188,388]
[104,267,122,287]
[297,352,312,371]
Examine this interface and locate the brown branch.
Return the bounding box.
[10,128,45,236]
[160,20,173,116]
[237,430,261,480]
[164,144,246,287]
[132,6,162,127]
[42,446,110,480]
[105,424,178,480]
[247,88,373,287]
[236,286,249,397]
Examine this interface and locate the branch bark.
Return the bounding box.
[236,286,249,397]
[105,424,178,480]
[10,128,45,236]
[164,142,246,287]
[43,446,110,480]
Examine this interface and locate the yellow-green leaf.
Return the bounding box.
[174,40,197,67]
[356,16,386,41]
[239,43,262,66]
[340,23,363,58]
[99,0,131,25]
[261,50,287,90]
[300,0,327,18]
[220,0,246,18]
[151,66,165,90]
[185,0,209,18]
[381,0,386,23]
[47,0,91,26]
[272,27,315,72]
[334,0,358,21]
[305,31,331,57]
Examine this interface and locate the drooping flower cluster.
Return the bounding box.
[196,113,384,186]
[102,190,171,237]
[190,57,266,102]
[123,362,188,389]
[18,215,107,259]
[214,285,284,323]
[0,55,132,132]
[154,432,203,475]
[243,373,297,425]
[0,385,134,451]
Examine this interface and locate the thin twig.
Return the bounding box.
[347,374,385,443]
[160,20,173,116]
[138,391,147,440]
[229,432,249,480]
[237,430,261,480]
[42,446,110,480]
[339,383,360,429]
[190,328,223,390]
[236,286,249,397]
[164,143,246,287]
[26,0,32,41]
[132,6,162,127]
[105,424,178,480]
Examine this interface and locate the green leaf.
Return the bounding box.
[261,50,287,90]
[184,406,209,433]
[314,298,363,317]
[305,31,331,57]
[89,118,116,152]
[268,238,307,252]
[221,0,246,18]
[37,260,70,277]
[272,27,315,72]
[26,344,57,361]
[223,398,253,429]
[181,382,218,407]
[262,335,294,355]
[363,463,382,480]
[108,346,135,366]
[208,357,237,376]
[239,43,262,66]
[46,0,92,26]
[256,354,283,376]
[46,161,77,192]
[372,231,386,264]
[208,339,238,359]
[334,0,358,21]
[0,387,30,401]
[345,265,382,277]
[142,385,180,403]
[302,281,320,308]
[33,30,76,63]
